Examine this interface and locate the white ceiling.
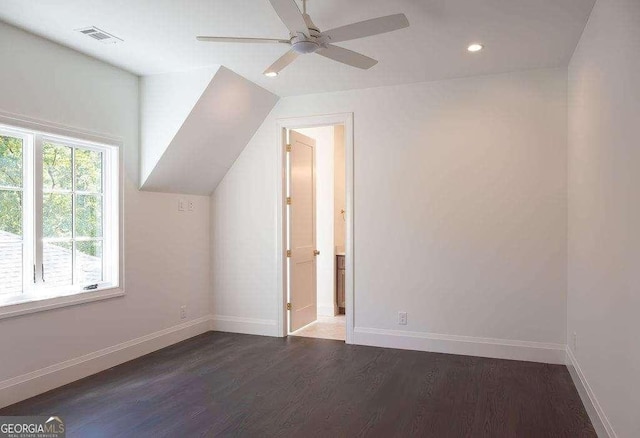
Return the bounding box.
[0,0,594,97]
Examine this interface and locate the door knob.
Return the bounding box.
[313,250,320,256]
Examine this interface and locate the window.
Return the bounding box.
[0,123,119,311]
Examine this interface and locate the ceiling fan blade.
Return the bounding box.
[196,36,290,44]
[322,13,409,43]
[316,45,378,69]
[268,0,309,36]
[264,49,300,75]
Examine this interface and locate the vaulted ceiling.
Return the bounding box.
[140,66,278,195]
[0,0,595,96]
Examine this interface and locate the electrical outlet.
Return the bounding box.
[178,199,186,211]
[572,332,577,352]
[180,305,187,320]
[398,312,407,325]
[188,200,194,211]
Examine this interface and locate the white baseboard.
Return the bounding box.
[352,327,566,364]
[566,348,616,438]
[210,314,279,337]
[0,315,211,409]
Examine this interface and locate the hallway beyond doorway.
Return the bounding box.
[290,315,346,341]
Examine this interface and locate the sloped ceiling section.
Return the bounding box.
[140,66,279,194]
[140,67,219,185]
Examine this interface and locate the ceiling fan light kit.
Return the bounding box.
[196,0,409,76]
[291,35,319,54]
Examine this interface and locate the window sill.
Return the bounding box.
[0,287,125,320]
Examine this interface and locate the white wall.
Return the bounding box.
[295,127,336,317]
[567,0,640,436]
[0,22,210,399]
[211,67,568,359]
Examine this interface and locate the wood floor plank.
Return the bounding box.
[0,332,597,437]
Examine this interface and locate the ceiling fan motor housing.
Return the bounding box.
[291,13,322,54]
[291,36,319,54]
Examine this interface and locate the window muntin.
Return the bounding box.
[0,124,118,306]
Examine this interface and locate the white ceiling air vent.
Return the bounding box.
[76,26,123,44]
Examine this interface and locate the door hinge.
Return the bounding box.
[286,249,292,257]
[286,197,292,205]
[286,144,292,152]
[287,303,292,310]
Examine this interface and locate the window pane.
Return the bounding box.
[43,143,72,191]
[43,193,72,238]
[0,190,22,240]
[0,243,22,295]
[0,135,23,188]
[43,241,72,287]
[75,149,102,192]
[76,241,102,285]
[76,195,102,238]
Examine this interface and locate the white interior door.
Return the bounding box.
[288,130,317,332]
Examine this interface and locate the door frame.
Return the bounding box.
[276,113,354,343]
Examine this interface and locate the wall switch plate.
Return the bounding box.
[180,305,187,320]
[188,200,194,211]
[178,199,186,211]
[398,312,407,325]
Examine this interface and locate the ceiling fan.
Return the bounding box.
[197,0,409,76]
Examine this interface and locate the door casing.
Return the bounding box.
[276,113,354,342]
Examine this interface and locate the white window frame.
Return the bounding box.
[0,120,123,319]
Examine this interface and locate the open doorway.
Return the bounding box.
[276,114,353,342]
[287,126,345,341]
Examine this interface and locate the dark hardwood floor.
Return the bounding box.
[1,332,596,437]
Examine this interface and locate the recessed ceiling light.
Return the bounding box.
[467,43,484,52]
[264,71,278,77]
